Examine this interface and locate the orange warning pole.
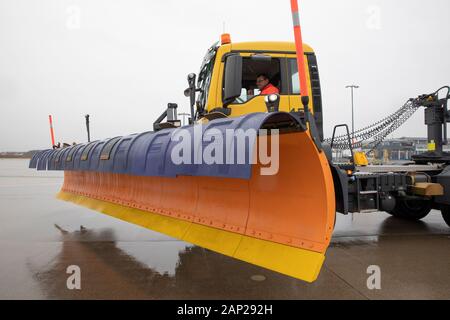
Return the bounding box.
[49,115,55,147]
[290,0,308,98]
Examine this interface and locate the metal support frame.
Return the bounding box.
[153,103,181,132]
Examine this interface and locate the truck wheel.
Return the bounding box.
[388,199,432,220]
[441,207,450,227]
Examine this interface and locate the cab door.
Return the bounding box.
[286,52,324,140]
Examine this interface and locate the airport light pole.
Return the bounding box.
[345,85,359,139]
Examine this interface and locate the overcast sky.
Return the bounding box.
[0,0,449,151]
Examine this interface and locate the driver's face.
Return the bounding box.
[256,77,269,90]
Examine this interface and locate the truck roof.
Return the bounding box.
[229,41,314,53]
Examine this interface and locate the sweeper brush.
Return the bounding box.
[30,113,336,282]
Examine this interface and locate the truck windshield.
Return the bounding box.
[197,42,218,112]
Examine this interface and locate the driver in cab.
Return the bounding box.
[256,74,279,95]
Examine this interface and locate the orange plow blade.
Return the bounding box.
[31,112,335,282]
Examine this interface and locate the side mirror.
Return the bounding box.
[186,73,197,120]
[264,94,280,113]
[223,54,243,105]
[187,73,196,85]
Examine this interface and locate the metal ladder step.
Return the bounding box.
[359,190,378,195]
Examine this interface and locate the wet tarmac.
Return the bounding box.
[0,159,449,299]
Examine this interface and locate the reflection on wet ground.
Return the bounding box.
[1,159,449,299]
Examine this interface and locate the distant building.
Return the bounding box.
[363,137,450,162]
[0,151,37,159]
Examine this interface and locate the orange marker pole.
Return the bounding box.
[49,115,55,147]
[290,0,309,99]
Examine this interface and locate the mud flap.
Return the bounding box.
[330,164,349,215]
[434,166,450,206]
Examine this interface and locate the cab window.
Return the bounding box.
[233,57,283,104]
[288,58,301,94]
[197,43,218,110]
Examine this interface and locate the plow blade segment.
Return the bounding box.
[31,112,335,282]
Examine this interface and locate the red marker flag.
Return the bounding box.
[49,115,55,147]
[290,0,309,98]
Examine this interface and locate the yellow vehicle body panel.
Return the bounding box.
[206,42,317,117]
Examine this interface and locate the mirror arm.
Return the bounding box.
[187,73,197,121]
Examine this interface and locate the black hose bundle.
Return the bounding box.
[324,98,422,155]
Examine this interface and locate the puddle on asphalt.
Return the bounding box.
[28,225,314,299]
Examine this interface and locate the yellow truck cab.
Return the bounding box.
[192,35,324,140]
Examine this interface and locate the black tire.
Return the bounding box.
[441,206,450,227]
[387,198,432,221]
